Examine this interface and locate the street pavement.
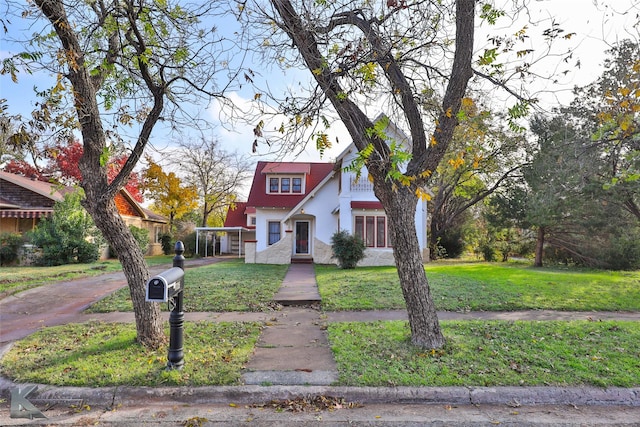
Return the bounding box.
[0,258,639,425]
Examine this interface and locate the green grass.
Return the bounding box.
[0,321,262,387]
[4,319,638,388]
[329,320,640,387]
[0,255,174,295]
[86,260,288,312]
[316,262,640,311]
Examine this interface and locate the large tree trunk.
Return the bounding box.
[385,187,445,348]
[271,0,474,349]
[36,0,165,349]
[83,192,166,348]
[534,226,545,267]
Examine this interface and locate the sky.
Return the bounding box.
[1,0,639,171]
[201,0,640,164]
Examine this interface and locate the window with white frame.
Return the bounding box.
[267,175,305,194]
[354,215,391,247]
[268,221,281,245]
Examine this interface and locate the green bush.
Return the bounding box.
[160,233,174,255]
[29,191,101,266]
[0,232,23,266]
[331,230,366,269]
[437,228,465,258]
[180,231,211,258]
[601,230,640,270]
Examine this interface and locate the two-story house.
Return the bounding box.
[217,118,429,266]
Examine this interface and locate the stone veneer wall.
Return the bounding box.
[312,238,334,264]
[313,238,396,266]
[246,235,425,266]
[244,241,257,263]
[253,232,293,264]
[358,248,396,266]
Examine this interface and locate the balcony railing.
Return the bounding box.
[350,176,374,192]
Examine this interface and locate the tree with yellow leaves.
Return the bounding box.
[143,158,199,233]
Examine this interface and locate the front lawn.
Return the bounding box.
[0,321,262,387]
[86,260,288,312]
[2,319,638,388]
[329,320,640,387]
[316,262,640,312]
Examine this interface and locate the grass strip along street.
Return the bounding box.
[1,261,639,387]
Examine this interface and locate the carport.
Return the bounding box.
[194,226,252,258]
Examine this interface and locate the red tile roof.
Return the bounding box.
[246,161,334,209]
[224,202,249,227]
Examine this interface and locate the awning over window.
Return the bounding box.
[0,210,53,219]
[350,201,384,209]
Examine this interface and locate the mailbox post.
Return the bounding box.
[145,241,186,370]
[167,241,185,370]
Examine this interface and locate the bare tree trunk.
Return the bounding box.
[84,194,166,348]
[386,188,445,348]
[82,188,165,347]
[534,226,545,267]
[36,0,165,349]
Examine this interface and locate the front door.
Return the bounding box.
[295,221,310,255]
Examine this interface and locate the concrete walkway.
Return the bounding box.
[243,263,336,385]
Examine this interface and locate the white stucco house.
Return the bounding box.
[211,119,429,266]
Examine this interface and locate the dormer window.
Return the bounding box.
[269,178,279,192]
[292,178,302,193]
[266,175,305,194]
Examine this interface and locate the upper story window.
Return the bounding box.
[281,178,290,192]
[249,216,257,226]
[292,177,302,193]
[269,178,279,192]
[267,175,305,194]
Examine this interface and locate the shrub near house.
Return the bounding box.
[0,232,23,266]
[29,192,102,266]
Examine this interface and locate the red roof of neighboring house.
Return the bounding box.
[351,201,384,210]
[224,202,249,227]
[246,161,334,209]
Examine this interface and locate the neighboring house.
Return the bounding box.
[112,190,170,256]
[0,171,67,235]
[0,171,169,256]
[219,119,429,266]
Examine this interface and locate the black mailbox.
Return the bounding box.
[146,267,184,302]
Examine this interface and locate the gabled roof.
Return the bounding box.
[246,161,335,209]
[224,202,251,228]
[0,170,167,224]
[0,171,65,204]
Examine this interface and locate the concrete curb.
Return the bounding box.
[1,377,638,408]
